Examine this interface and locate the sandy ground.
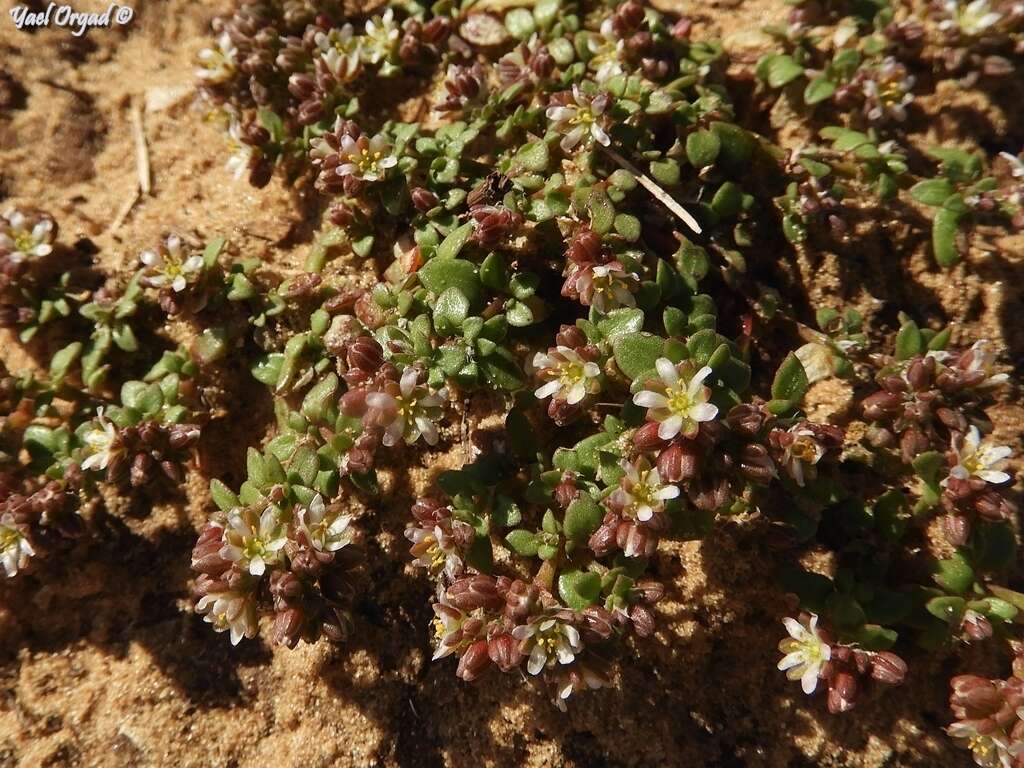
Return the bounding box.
[0,0,1022,766]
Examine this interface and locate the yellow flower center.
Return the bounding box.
[791,437,817,463]
[558,361,586,387]
[13,230,36,253]
[0,527,21,552]
[357,149,385,175]
[666,382,694,416]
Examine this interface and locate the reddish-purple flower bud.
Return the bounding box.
[447,575,503,612]
[456,640,492,681]
[488,632,522,671]
[870,652,907,685]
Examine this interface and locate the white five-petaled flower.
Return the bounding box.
[332,134,398,183]
[315,24,362,82]
[532,346,602,405]
[0,208,54,262]
[608,457,679,522]
[196,589,259,646]
[945,426,1013,486]
[513,616,583,675]
[80,407,119,472]
[941,0,1003,34]
[139,235,204,293]
[361,8,399,65]
[948,722,1023,768]
[365,368,448,447]
[220,506,287,577]
[196,32,238,83]
[777,613,831,695]
[569,261,639,314]
[406,521,465,580]
[0,514,34,577]
[297,493,352,553]
[633,359,718,440]
[546,85,612,153]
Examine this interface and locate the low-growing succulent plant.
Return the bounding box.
[1,0,1020,762]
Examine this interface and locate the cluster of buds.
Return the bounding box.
[192,494,357,647]
[80,412,201,489]
[497,38,556,87]
[469,204,523,249]
[777,613,907,712]
[336,335,448,471]
[561,228,640,313]
[310,119,397,196]
[0,208,58,329]
[835,56,916,124]
[948,644,1024,768]
[859,342,1015,541]
[436,63,490,114]
[531,326,603,425]
[138,234,207,315]
[0,477,83,577]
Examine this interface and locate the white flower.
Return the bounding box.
[365,368,447,447]
[588,19,626,83]
[777,613,831,694]
[315,24,362,82]
[608,457,679,522]
[0,514,34,577]
[196,32,238,83]
[546,85,612,152]
[332,133,398,183]
[220,506,287,577]
[0,209,55,262]
[297,494,352,553]
[362,8,399,65]
[513,616,583,675]
[941,0,1003,34]
[945,426,1013,486]
[225,116,254,181]
[139,235,204,293]
[406,521,464,580]
[568,261,638,313]
[532,346,601,405]
[632,359,718,440]
[430,594,466,660]
[80,407,119,472]
[196,589,258,645]
[961,340,1010,388]
[861,57,915,124]
[1000,151,1024,179]
[948,722,1023,768]
[779,426,825,487]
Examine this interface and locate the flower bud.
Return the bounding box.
[488,633,522,671]
[554,324,587,348]
[827,671,858,713]
[870,652,907,685]
[581,606,615,642]
[633,421,669,452]
[963,611,994,641]
[447,575,503,612]
[411,187,439,212]
[629,604,656,637]
[862,391,903,421]
[347,336,384,373]
[504,579,539,622]
[943,514,971,546]
[588,512,620,557]
[411,497,448,525]
[456,640,491,681]
[567,228,603,264]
